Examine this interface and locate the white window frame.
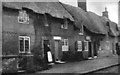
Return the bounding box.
[61,18,68,29]
[19,36,30,53]
[77,41,82,51]
[18,10,29,24]
[62,39,69,51]
[84,40,89,51]
[79,25,84,35]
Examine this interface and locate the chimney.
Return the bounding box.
[78,0,87,11]
[102,7,109,18]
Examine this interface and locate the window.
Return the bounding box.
[77,41,82,51]
[18,10,29,24]
[79,25,83,35]
[61,18,68,29]
[84,41,88,51]
[62,39,69,51]
[19,36,30,53]
[62,39,68,46]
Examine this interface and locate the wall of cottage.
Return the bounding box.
[2,7,35,55]
[43,15,85,60]
[2,7,86,60]
[98,36,117,57]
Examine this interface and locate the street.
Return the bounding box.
[94,65,120,73]
[19,65,120,75]
[16,55,119,75]
[84,65,120,75]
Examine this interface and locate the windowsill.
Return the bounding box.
[79,33,83,35]
[77,50,82,52]
[84,50,88,51]
[18,21,29,24]
[61,28,68,29]
[62,51,68,52]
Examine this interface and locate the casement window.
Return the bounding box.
[19,36,30,53]
[79,25,84,35]
[77,41,82,51]
[84,41,88,51]
[18,10,29,24]
[62,39,69,51]
[44,14,49,26]
[61,18,68,29]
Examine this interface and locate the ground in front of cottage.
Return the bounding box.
[15,55,120,75]
[37,55,119,74]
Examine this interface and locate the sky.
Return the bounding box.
[59,0,119,24]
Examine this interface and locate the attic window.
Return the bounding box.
[18,10,29,24]
[61,18,68,29]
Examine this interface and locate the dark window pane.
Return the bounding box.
[20,38,24,52]
[25,39,29,52]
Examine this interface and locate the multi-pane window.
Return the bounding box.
[61,18,68,29]
[62,39,69,51]
[19,36,30,53]
[77,41,82,51]
[18,10,29,24]
[84,41,88,51]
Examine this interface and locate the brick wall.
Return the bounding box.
[2,7,35,55]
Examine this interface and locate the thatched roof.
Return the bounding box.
[60,3,88,26]
[3,2,74,21]
[87,12,107,34]
[109,21,119,37]
[99,16,119,36]
[61,3,107,35]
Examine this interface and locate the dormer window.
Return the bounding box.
[18,10,29,24]
[61,18,68,29]
[79,25,83,35]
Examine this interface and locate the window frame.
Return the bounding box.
[62,39,69,51]
[77,41,82,51]
[18,10,29,24]
[61,18,68,29]
[84,40,89,51]
[19,36,30,53]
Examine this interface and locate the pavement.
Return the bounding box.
[36,55,120,74]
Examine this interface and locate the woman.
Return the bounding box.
[44,44,54,65]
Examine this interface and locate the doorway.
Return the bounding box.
[88,42,93,59]
[93,42,98,57]
[54,41,59,61]
[43,40,50,63]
